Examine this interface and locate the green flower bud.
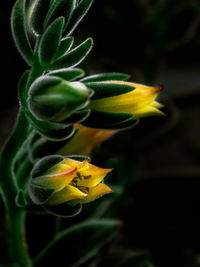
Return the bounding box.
[28,76,92,122]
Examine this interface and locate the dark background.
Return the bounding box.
[0,0,200,266]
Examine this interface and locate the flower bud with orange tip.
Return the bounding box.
[81,79,164,129]
[28,155,113,216]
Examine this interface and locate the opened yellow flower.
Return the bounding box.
[32,158,113,206]
[58,124,117,156]
[88,81,164,118]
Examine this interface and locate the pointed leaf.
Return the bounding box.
[11,0,34,65]
[48,68,85,81]
[39,17,65,66]
[47,38,93,70]
[44,0,76,29]
[34,219,121,266]
[56,37,74,58]
[66,0,94,35]
[30,0,52,35]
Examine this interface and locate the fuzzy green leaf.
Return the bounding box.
[34,219,121,266]
[81,72,130,83]
[39,17,65,67]
[55,37,74,58]
[11,0,34,65]
[66,0,94,35]
[48,68,85,80]
[44,0,76,29]
[30,0,52,35]
[48,38,93,70]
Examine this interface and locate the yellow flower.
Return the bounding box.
[88,81,164,118]
[32,158,113,206]
[58,124,117,156]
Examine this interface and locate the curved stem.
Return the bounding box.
[0,109,32,266]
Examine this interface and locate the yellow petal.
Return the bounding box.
[63,158,89,171]
[58,124,117,156]
[45,162,73,175]
[76,164,113,188]
[133,105,165,118]
[46,185,87,206]
[151,101,165,109]
[81,183,113,204]
[88,81,162,116]
[32,167,77,192]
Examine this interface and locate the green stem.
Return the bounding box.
[0,109,32,266]
[0,36,44,266]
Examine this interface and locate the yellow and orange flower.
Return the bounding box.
[88,81,164,118]
[32,157,113,206]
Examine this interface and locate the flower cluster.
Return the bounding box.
[11,0,164,216]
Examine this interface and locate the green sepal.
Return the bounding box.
[81,72,130,83]
[18,70,30,107]
[29,155,63,204]
[30,0,52,35]
[47,38,93,70]
[66,155,91,162]
[48,68,85,81]
[28,76,62,121]
[43,203,82,217]
[66,0,94,36]
[34,219,121,266]
[43,0,76,30]
[62,109,90,124]
[55,37,74,59]
[28,184,54,205]
[11,0,34,66]
[15,190,28,208]
[31,154,64,178]
[39,17,65,67]
[100,118,139,130]
[28,76,62,97]
[81,110,134,129]
[86,81,135,100]
[26,112,76,141]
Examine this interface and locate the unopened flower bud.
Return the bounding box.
[28,76,92,122]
